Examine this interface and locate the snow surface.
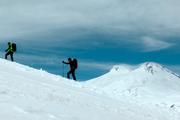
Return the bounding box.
[0,59,180,120]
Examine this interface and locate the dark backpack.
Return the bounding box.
[12,43,17,52]
[73,59,78,69]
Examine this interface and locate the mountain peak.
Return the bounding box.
[141,62,162,68]
[110,62,169,75]
[110,64,134,74]
[139,62,164,74]
[109,62,180,78]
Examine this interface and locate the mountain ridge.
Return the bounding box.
[110,62,180,78]
[86,62,180,104]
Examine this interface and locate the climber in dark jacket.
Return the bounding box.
[62,58,77,80]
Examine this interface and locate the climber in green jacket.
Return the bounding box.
[5,42,16,61]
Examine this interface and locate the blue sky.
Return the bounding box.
[0,0,180,80]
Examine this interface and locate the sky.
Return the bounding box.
[0,0,180,80]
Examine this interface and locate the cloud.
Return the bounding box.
[80,61,140,71]
[141,36,174,52]
[80,61,114,71]
[0,0,179,56]
[0,0,180,41]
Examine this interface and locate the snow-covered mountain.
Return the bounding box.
[86,62,180,104]
[0,59,180,120]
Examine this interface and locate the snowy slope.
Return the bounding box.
[0,59,180,120]
[86,62,180,104]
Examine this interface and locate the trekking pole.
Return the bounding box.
[62,63,64,77]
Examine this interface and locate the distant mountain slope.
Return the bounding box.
[86,62,180,104]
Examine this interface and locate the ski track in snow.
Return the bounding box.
[0,59,180,120]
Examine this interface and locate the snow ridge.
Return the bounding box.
[0,59,180,120]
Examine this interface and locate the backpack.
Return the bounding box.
[12,43,17,52]
[73,58,78,69]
